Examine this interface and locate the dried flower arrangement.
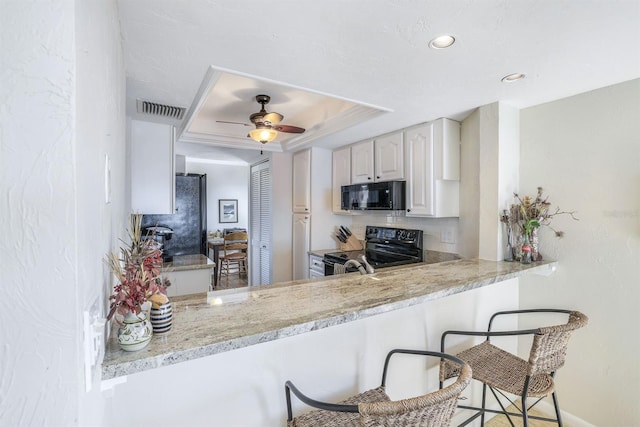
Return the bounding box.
[106,214,170,321]
[501,187,578,261]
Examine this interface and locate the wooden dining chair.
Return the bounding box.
[218,231,248,287]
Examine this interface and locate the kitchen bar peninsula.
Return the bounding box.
[102,258,555,380]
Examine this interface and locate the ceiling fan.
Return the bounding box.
[217,94,306,144]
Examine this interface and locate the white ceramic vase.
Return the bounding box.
[117,310,153,351]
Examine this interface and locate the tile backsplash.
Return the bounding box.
[349,212,460,255]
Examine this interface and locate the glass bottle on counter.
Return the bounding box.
[520,233,532,264]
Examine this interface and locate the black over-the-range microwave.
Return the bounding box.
[341,180,406,211]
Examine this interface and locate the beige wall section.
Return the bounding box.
[519,79,640,426]
[496,103,520,260]
[271,152,294,284]
[459,109,481,258]
[460,102,520,260]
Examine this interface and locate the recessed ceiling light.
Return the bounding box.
[501,73,526,83]
[429,35,456,49]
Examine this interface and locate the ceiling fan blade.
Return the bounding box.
[216,120,252,127]
[262,112,283,125]
[274,124,305,134]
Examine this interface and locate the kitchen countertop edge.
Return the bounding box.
[102,258,556,381]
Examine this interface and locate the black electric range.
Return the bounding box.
[323,226,423,276]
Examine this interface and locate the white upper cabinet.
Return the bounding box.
[130,119,175,214]
[350,140,375,184]
[405,118,460,218]
[332,147,351,213]
[374,132,404,181]
[292,149,311,213]
[351,132,404,184]
[405,123,435,216]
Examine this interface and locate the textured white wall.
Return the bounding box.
[0,1,125,426]
[519,79,640,426]
[75,0,126,423]
[1,2,79,425]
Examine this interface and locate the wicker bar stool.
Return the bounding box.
[285,349,472,427]
[440,309,588,427]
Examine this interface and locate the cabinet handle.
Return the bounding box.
[367,177,372,180]
[407,209,411,212]
[376,176,380,179]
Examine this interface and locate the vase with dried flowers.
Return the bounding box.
[501,187,578,262]
[106,214,170,351]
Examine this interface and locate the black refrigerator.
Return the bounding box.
[142,173,207,259]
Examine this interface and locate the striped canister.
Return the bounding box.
[149,301,173,334]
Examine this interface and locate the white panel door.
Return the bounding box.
[292,149,311,213]
[405,123,435,216]
[332,147,351,213]
[292,213,310,280]
[130,120,175,214]
[374,131,404,181]
[350,140,374,184]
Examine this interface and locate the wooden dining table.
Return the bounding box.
[207,237,224,288]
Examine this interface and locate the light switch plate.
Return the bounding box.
[440,228,456,244]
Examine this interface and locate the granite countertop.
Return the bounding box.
[162,254,215,272]
[102,258,556,380]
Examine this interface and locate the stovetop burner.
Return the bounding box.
[324,226,424,271]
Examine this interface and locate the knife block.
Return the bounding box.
[339,235,363,251]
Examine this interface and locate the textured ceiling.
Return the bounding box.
[118,0,640,161]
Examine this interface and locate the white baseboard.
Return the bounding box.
[536,401,596,427]
[451,400,595,427]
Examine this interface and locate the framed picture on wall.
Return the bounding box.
[219,199,238,223]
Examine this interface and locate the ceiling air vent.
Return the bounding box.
[136,99,186,120]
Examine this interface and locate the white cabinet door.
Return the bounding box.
[292,149,311,213]
[292,213,310,280]
[332,147,351,213]
[351,140,374,184]
[405,118,460,218]
[130,120,175,214]
[405,123,435,216]
[309,254,325,278]
[374,132,404,181]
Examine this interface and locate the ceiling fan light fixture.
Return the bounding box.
[249,127,278,144]
[429,35,455,49]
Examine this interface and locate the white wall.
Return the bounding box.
[0,1,126,426]
[519,79,640,426]
[108,279,519,427]
[310,147,343,251]
[185,160,250,232]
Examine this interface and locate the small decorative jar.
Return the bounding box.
[150,301,173,335]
